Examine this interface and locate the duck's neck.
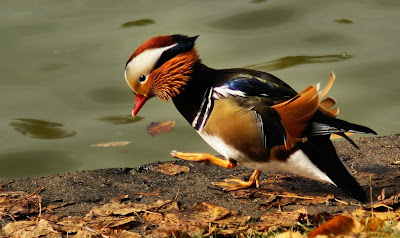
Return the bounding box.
[172,62,217,128]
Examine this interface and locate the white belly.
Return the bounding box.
[199,132,335,185]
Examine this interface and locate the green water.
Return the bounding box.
[1,0,399,178]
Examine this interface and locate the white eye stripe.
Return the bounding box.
[125,44,177,85]
[128,44,177,71]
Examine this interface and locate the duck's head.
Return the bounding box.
[124,34,199,117]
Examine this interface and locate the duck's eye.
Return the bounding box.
[139,75,146,83]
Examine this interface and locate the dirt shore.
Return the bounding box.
[1,134,399,236]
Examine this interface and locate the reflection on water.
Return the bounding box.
[97,115,143,125]
[250,0,269,3]
[9,119,76,139]
[89,86,132,104]
[334,19,354,24]
[38,63,70,71]
[246,53,353,71]
[210,7,294,30]
[120,19,155,28]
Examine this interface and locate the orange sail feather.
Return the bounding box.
[272,73,337,150]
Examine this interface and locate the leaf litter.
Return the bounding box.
[152,161,190,175]
[1,181,400,237]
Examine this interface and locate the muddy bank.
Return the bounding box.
[1,134,399,235]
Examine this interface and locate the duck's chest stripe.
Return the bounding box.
[192,87,214,131]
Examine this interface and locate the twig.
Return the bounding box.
[174,187,181,201]
[372,203,393,210]
[263,193,314,200]
[83,227,110,238]
[39,202,42,217]
[23,186,44,200]
[0,180,13,188]
[369,174,374,217]
[133,191,161,197]
[133,211,144,223]
[143,210,162,215]
[334,198,349,205]
[6,214,16,222]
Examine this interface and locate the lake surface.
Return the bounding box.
[1,0,399,178]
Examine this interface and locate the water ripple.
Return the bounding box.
[246,53,353,71]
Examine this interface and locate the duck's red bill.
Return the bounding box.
[132,94,148,117]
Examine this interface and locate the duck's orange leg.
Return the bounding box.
[170,150,237,168]
[212,170,261,191]
[171,150,261,190]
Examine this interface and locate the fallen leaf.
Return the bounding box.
[3,219,61,238]
[56,215,136,232]
[394,222,400,233]
[258,192,333,209]
[152,163,190,175]
[147,121,175,137]
[143,202,250,237]
[97,228,142,238]
[373,210,400,221]
[275,231,305,238]
[308,215,360,238]
[90,141,131,147]
[91,198,172,216]
[256,208,307,231]
[0,189,42,219]
[361,217,385,232]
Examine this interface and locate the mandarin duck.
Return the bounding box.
[124,34,376,202]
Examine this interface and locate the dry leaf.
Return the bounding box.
[258,192,333,209]
[91,198,172,216]
[152,163,190,175]
[256,208,307,231]
[309,215,360,238]
[394,222,400,233]
[275,231,305,238]
[373,211,400,221]
[143,202,250,237]
[3,219,61,238]
[90,141,131,147]
[0,189,42,219]
[147,121,175,137]
[362,217,386,232]
[66,226,141,238]
[98,228,142,238]
[56,215,136,232]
